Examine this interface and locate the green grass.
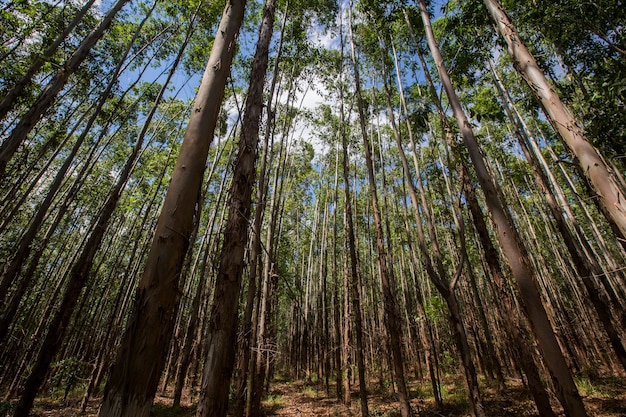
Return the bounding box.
[411,379,437,399]
[576,376,604,397]
[301,385,317,398]
[264,394,286,407]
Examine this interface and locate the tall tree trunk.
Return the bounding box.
[331,144,343,402]
[378,27,487,415]
[173,141,231,408]
[339,8,368,414]
[232,6,287,415]
[483,0,626,247]
[248,98,291,416]
[194,0,274,415]
[320,202,331,394]
[98,2,246,415]
[461,163,557,417]
[348,4,412,416]
[417,1,588,416]
[341,223,352,406]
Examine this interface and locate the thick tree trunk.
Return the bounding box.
[194,0,274,415]
[173,140,232,408]
[98,2,246,416]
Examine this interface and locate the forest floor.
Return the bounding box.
[260,374,626,417]
[17,373,626,417]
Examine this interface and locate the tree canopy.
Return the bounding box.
[1,1,625,417]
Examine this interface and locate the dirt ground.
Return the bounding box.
[261,375,626,417]
[15,374,626,416]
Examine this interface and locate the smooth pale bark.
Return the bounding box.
[349,4,411,417]
[173,140,230,408]
[0,0,132,176]
[417,1,588,416]
[483,0,626,246]
[98,2,246,416]
[339,9,368,414]
[194,0,274,415]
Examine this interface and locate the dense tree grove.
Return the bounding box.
[1,0,625,416]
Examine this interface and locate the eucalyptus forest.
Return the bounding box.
[1,0,626,416]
